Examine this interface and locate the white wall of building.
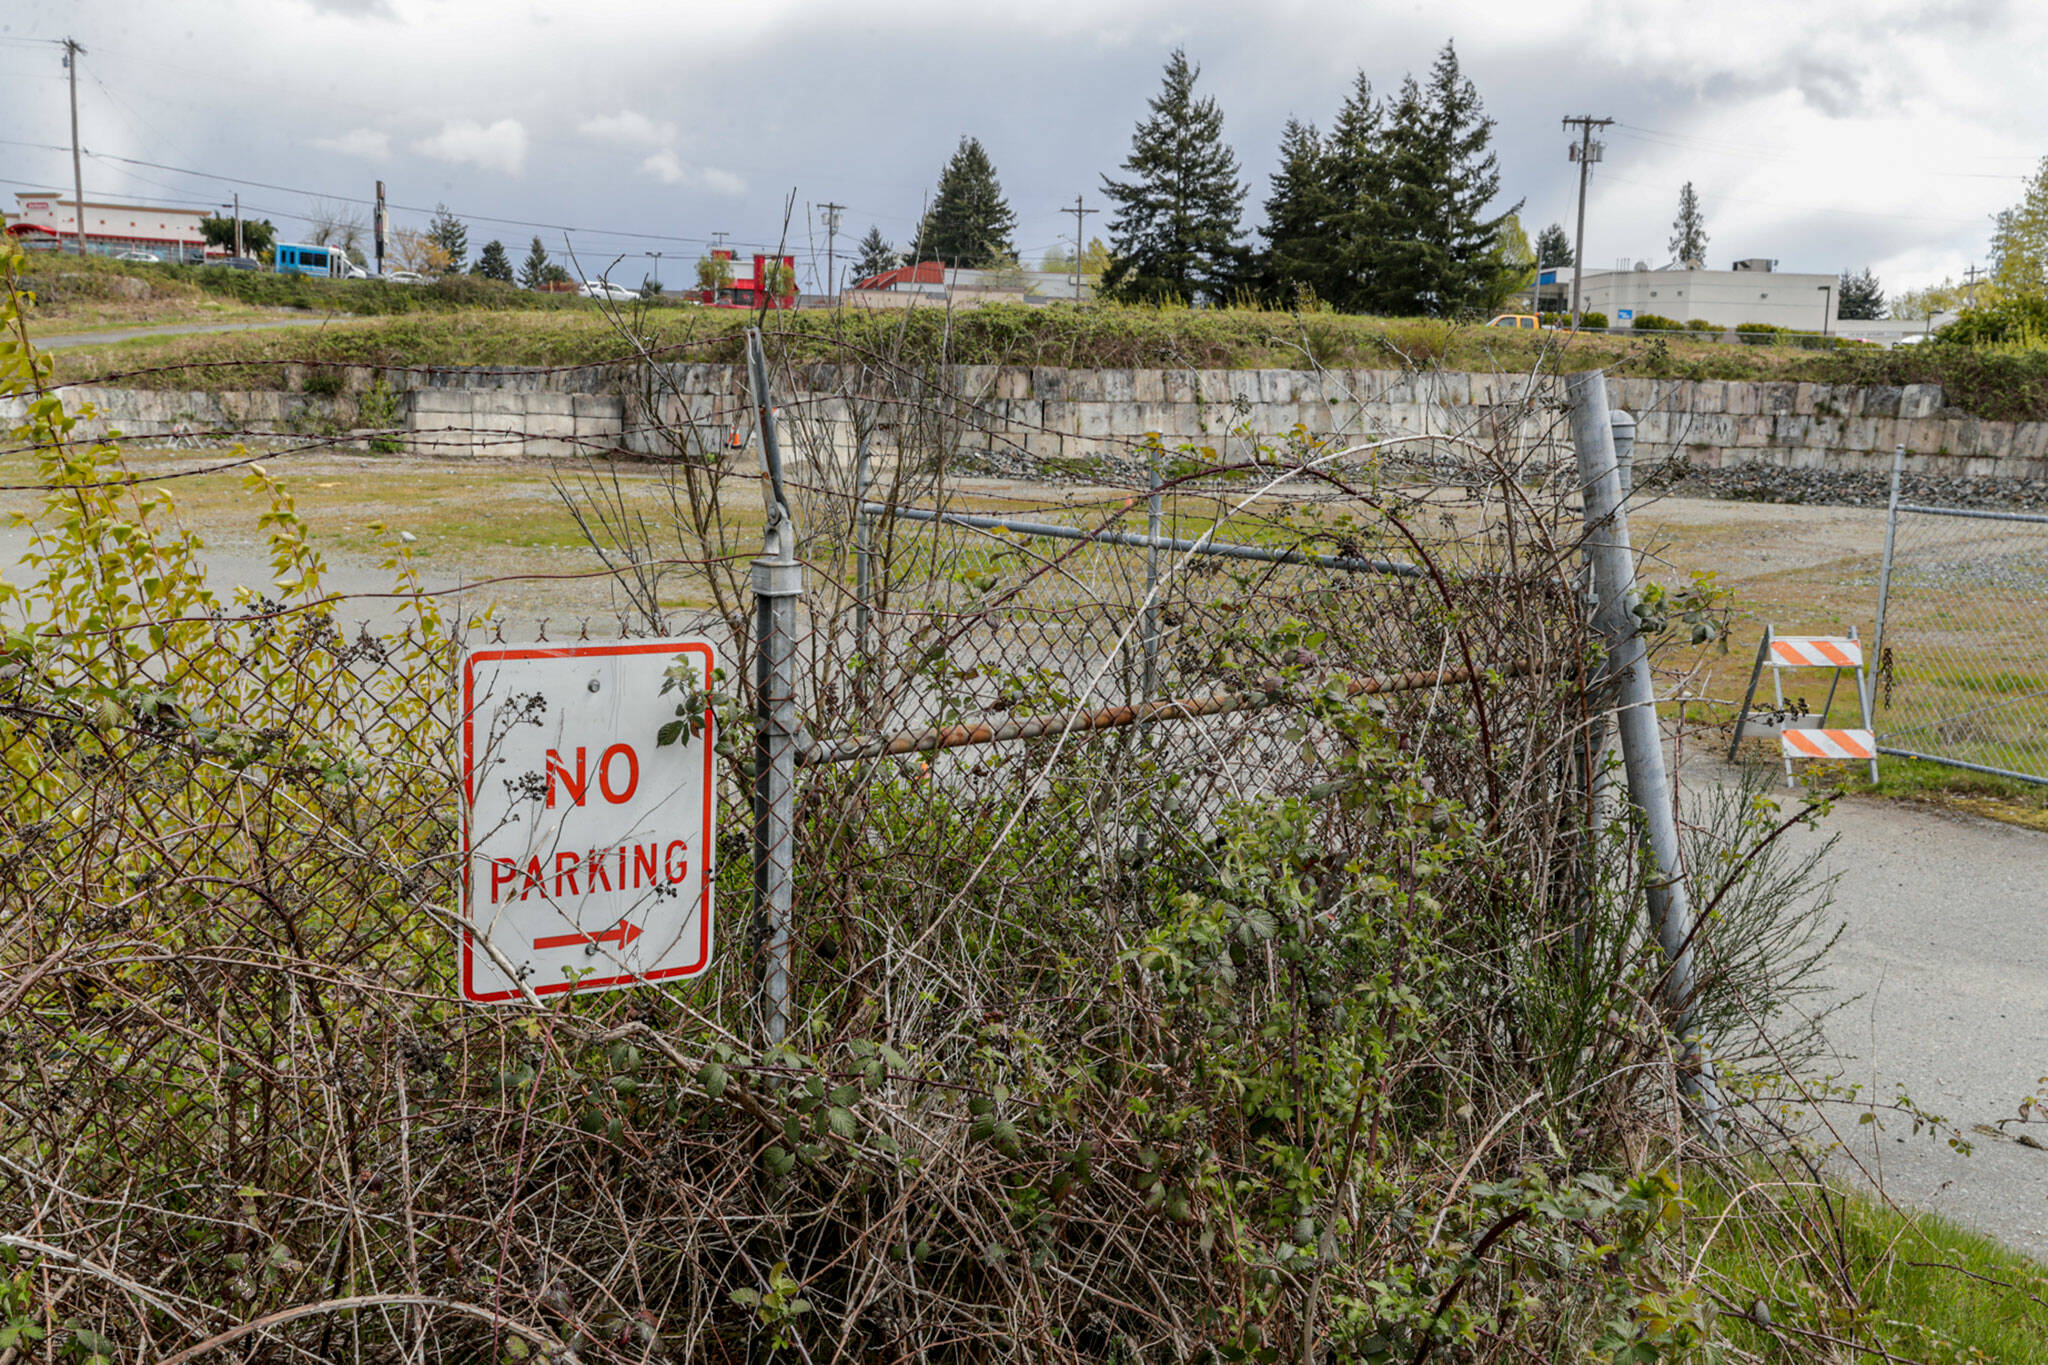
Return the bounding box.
[8,193,210,260]
[1579,267,1837,331]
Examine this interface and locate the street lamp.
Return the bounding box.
[1817,284,1833,339]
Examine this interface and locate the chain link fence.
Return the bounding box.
[1874,496,2048,785]
[1,283,1849,1364]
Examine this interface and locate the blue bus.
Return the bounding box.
[274,243,357,279]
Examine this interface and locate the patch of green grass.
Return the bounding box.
[1692,1170,2048,1362]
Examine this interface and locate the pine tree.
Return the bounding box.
[472,239,514,282]
[1371,44,1519,316]
[850,226,898,283]
[912,138,1017,268]
[1259,118,1333,307]
[1669,182,1708,267]
[519,237,551,290]
[427,204,469,273]
[1837,266,1885,320]
[1100,49,1247,305]
[1536,222,1572,268]
[1320,72,1392,312]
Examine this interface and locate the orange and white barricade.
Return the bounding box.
[1727,624,1879,785]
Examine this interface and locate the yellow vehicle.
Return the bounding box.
[1485,313,1542,330]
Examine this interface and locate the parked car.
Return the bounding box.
[206,256,262,271]
[579,279,639,302]
[383,270,428,285]
[1485,313,1541,330]
[113,249,163,264]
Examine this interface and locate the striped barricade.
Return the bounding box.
[1729,624,1879,785]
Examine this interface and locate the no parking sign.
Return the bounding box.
[459,639,718,1002]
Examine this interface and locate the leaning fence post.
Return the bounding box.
[1866,442,1905,761]
[1567,371,1721,1128]
[747,329,800,1049]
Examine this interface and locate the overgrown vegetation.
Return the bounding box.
[56,295,2048,418]
[5,240,2042,1363]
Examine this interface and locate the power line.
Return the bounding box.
[0,136,786,252]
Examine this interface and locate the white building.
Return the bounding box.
[1537,260,1837,333]
[5,193,213,262]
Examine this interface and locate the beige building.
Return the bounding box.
[1547,260,1838,332]
[5,193,212,262]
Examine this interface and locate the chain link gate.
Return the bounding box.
[1871,445,2048,785]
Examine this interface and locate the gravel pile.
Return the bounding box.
[1653,459,2048,512]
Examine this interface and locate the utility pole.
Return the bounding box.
[232,192,243,258]
[374,181,387,276]
[711,231,731,252]
[64,38,88,258]
[1065,194,1098,301]
[819,202,845,298]
[1561,115,1613,327]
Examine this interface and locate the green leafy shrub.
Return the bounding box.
[1685,318,1720,332]
[1630,312,1684,331]
[1735,321,1785,345]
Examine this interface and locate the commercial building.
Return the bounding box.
[698,250,798,309]
[5,193,213,262]
[1536,259,1837,332]
[848,263,1089,306]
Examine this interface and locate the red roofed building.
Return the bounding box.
[700,250,797,309]
[850,261,947,293]
[6,193,213,262]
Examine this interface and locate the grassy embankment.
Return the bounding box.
[38,286,2048,421]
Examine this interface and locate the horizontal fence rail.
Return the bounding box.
[863,503,1424,578]
[801,659,1534,766]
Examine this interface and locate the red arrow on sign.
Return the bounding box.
[533,922,644,952]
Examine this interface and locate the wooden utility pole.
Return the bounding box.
[64,38,88,257]
[1561,115,1614,327]
[819,202,845,297]
[1065,195,1098,301]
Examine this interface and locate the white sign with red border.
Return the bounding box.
[460,639,718,1003]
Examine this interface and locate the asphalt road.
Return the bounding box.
[31,315,338,350]
[1744,773,2048,1257]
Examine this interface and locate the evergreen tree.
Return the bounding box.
[1371,44,1519,316]
[850,226,898,283]
[427,204,469,273]
[1259,118,1333,307]
[1100,48,1247,305]
[472,239,514,282]
[912,137,1017,268]
[1669,182,1708,267]
[1837,266,1886,320]
[519,237,552,290]
[1320,72,1392,312]
[1536,222,1572,268]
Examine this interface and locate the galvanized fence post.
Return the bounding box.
[1568,371,1721,1128]
[747,329,800,1048]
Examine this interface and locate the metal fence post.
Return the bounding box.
[1568,371,1721,1127]
[853,436,873,665]
[1867,442,1904,737]
[747,329,800,1049]
[1609,407,1636,500]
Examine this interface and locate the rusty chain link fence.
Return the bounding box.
[0,281,1864,1364]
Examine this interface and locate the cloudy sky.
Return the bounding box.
[3,0,2040,300]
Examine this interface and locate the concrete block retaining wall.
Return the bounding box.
[23,364,2048,481]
